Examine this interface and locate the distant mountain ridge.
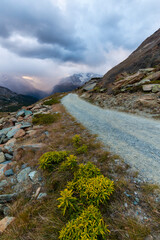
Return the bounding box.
[0,74,47,99]
[0,86,37,112]
[101,28,160,89]
[52,73,102,93]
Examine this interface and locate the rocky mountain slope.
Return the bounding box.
[0,86,37,112]
[101,28,160,89]
[52,73,101,93]
[78,29,160,118]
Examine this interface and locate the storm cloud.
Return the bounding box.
[0,0,159,92]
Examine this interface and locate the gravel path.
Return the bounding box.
[62,93,160,184]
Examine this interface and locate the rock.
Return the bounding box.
[4,169,14,177]
[27,130,37,137]
[17,167,31,183]
[0,217,15,233]
[33,187,41,198]
[37,193,47,200]
[28,171,39,182]
[3,206,10,216]
[0,118,4,124]
[0,134,7,144]
[144,235,153,240]
[139,68,155,73]
[83,83,97,91]
[142,84,153,91]
[14,129,25,139]
[152,84,160,93]
[0,152,5,163]
[20,122,32,129]
[16,109,32,118]
[4,153,13,160]
[0,193,17,203]
[0,180,8,189]
[6,125,21,139]
[17,143,45,151]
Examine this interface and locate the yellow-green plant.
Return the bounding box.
[72,134,82,148]
[60,155,78,171]
[75,175,114,206]
[74,162,102,180]
[39,151,68,170]
[59,205,109,240]
[76,144,88,155]
[57,189,78,216]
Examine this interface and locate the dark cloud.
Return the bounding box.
[0,0,85,62]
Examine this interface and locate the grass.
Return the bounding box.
[1,97,160,240]
[32,113,60,125]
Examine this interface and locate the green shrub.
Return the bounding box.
[43,97,60,105]
[72,134,82,148]
[57,189,78,216]
[75,175,114,206]
[59,205,109,240]
[32,113,60,125]
[76,144,88,155]
[60,155,78,171]
[39,151,68,171]
[74,162,102,180]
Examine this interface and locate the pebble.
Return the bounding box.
[4,169,14,177]
[37,193,47,200]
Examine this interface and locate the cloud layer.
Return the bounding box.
[0,0,159,91]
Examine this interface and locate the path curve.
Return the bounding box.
[62,93,160,184]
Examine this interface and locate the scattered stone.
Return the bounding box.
[37,193,47,200]
[142,84,153,91]
[17,167,31,183]
[3,206,10,216]
[0,180,8,188]
[6,125,21,139]
[27,130,37,137]
[0,193,17,203]
[33,187,41,198]
[144,235,153,240]
[4,169,14,177]
[44,131,49,136]
[20,122,32,129]
[16,109,32,118]
[0,216,15,233]
[4,153,13,160]
[152,84,160,93]
[14,129,25,139]
[21,163,28,169]
[17,143,45,151]
[0,152,5,163]
[29,171,39,182]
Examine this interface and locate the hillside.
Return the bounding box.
[0,93,159,239]
[78,29,160,118]
[101,28,160,89]
[52,73,101,93]
[0,86,37,112]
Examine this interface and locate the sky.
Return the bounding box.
[0,0,160,93]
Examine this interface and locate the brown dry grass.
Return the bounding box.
[1,100,159,240]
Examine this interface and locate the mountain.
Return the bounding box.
[0,74,47,99]
[101,28,160,89]
[0,86,37,112]
[52,73,102,93]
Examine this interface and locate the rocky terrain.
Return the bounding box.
[0,86,37,112]
[0,100,54,233]
[52,73,102,94]
[80,65,160,118]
